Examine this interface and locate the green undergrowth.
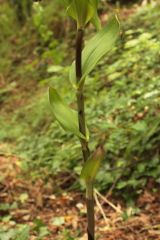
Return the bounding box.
[0,0,66,98]
[0,3,160,196]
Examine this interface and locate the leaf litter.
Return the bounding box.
[0,154,160,240]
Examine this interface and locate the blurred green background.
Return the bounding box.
[0,0,160,196]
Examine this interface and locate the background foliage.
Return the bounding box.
[0,1,160,197]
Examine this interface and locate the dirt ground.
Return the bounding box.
[0,152,160,240]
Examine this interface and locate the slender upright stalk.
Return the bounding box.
[86,183,95,240]
[75,29,90,161]
[75,28,95,240]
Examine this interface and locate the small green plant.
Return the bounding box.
[49,1,120,239]
[33,2,53,46]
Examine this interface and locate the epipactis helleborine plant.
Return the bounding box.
[49,1,120,239]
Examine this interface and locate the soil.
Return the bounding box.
[0,153,160,240]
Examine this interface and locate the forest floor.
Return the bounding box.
[1,2,160,240]
[0,149,160,240]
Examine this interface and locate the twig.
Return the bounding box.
[94,190,109,224]
[140,224,160,232]
[94,189,122,213]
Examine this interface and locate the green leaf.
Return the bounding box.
[90,0,101,30]
[39,227,50,238]
[81,146,105,183]
[64,0,98,28]
[137,163,146,173]
[49,87,85,139]
[117,181,127,190]
[52,216,65,226]
[91,11,101,30]
[83,15,120,78]
[47,65,64,73]
[0,229,16,240]
[69,15,120,86]
[16,226,30,240]
[67,0,95,28]
[19,193,28,204]
[132,121,147,132]
[0,203,10,211]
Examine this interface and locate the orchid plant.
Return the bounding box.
[49,1,120,239]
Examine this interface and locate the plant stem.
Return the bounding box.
[86,183,95,240]
[75,28,95,240]
[76,29,90,161]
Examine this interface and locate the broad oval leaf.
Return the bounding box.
[81,146,105,184]
[49,87,85,139]
[69,15,120,87]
